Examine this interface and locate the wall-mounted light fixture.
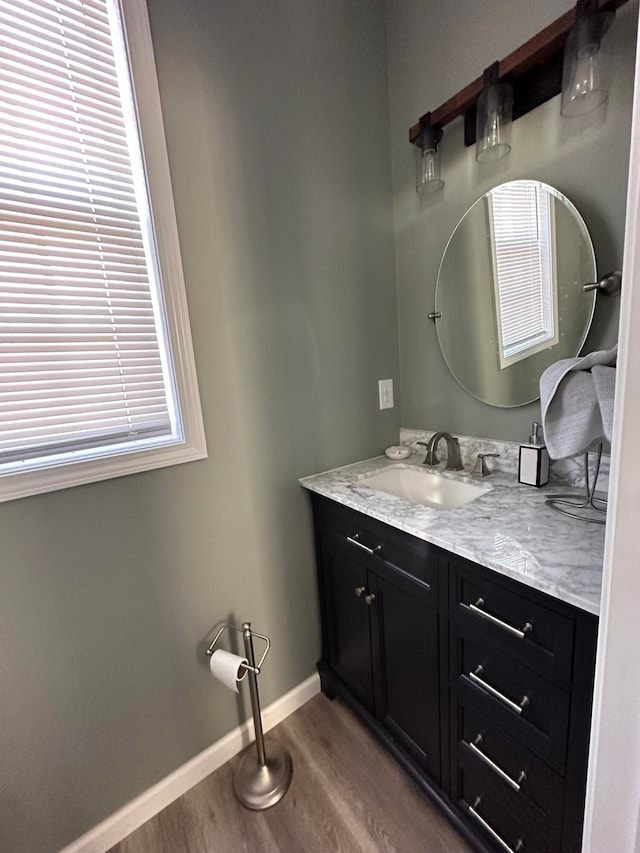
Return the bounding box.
[561,0,614,116]
[409,0,626,191]
[476,63,514,162]
[415,113,444,194]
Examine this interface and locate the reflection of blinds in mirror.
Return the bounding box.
[489,182,559,369]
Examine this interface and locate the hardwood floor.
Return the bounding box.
[109,693,473,853]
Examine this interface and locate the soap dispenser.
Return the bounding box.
[518,422,550,487]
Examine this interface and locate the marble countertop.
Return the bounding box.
[300,454,604,615]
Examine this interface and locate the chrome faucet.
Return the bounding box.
[417,432,464,471]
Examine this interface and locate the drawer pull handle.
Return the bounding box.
[364,593,376,606]
[469,666,530,716]
[354,586,366,597]
[346,534,382,556]
[469,598,533,639]
[468,798,525,853]
[468,735,527,792]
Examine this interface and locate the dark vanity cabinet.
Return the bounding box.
[309,493,598,853]
[449,558,598,852]
[315,494,442,782]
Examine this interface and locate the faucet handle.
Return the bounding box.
[472,452,499,478]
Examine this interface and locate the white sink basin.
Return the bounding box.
[359,466,490,510]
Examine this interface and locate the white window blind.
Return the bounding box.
[489,181,558,369]
[0,0,187,477]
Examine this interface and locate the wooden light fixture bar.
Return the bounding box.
[409,0,628,148]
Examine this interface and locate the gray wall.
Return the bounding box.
[0,2,398,851]
[387,0,638,441]
[5,3,636,851]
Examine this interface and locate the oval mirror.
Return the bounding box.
[434,180,596,407]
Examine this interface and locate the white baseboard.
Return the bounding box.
[60,673,320,853]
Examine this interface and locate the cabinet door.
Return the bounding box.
[321,537,374,711]
[372,570,441,781]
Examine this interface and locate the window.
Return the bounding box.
[488,181,559,370]
[0,0,206,501]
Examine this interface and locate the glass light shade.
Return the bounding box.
[415,126,444,194]
[476,81,513,163]
[561,5,613,117]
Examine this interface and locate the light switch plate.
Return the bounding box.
[378,378,394,410]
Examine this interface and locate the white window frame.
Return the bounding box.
[0,0,207,503]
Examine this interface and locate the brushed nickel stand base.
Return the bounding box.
[233,739,293,810]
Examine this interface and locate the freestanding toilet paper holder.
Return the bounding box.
[206,622,292,810]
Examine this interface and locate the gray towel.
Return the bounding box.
[539,346,617,460]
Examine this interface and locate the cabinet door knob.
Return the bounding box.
[364,593,376,605]
[354,586,366,597]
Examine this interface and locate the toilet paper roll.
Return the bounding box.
[209,649,249,693]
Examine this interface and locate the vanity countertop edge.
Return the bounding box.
[300,454,604,615]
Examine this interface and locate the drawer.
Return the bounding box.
[317,498,438,593]
[459,765,550,853]
[457,704,564,832]
[453,563,575,685]
[456,634,571,766]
